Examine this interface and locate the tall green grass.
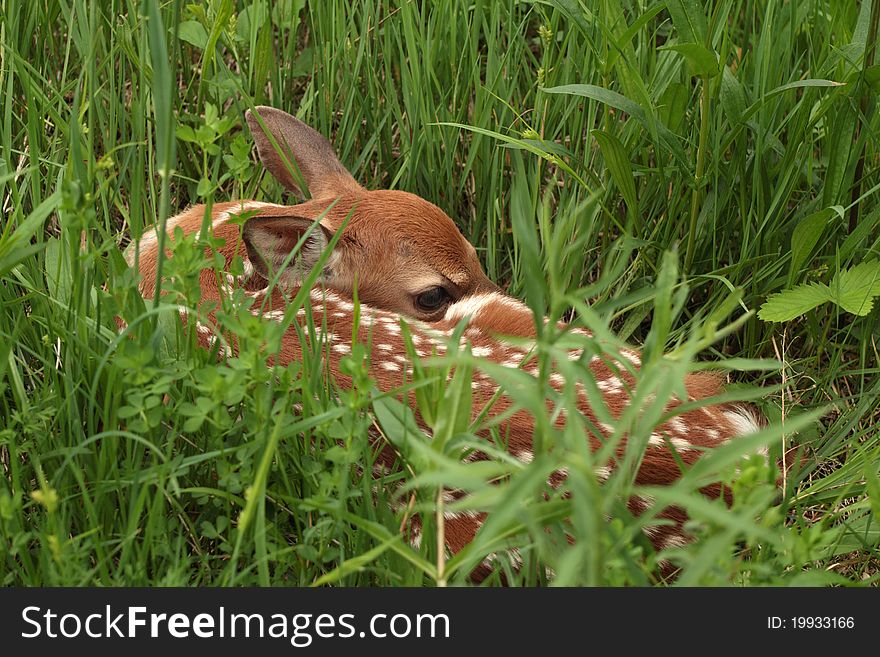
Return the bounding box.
[0,0,878,585]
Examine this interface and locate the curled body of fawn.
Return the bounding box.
[128,108,767,579]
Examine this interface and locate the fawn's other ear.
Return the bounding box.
[245,106,362,200]
[242,215,337,286]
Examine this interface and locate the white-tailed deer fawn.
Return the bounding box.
[127,106,501,319]
[127,107,767,579]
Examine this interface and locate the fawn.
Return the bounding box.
[128,107,767,579]
[127,106,501,319]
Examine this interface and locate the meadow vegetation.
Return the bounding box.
[0,0,878,585]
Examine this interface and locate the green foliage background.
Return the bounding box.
[0,0,878,585]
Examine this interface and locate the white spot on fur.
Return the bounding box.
[443,293,502,323]
[648,433,694,452]
[597,378,622,393]
[662,534,689,550]
[670,437,694,452]
[444,510,480,521]
[724,406,762,436]
[642,526,662,539]
[668,417,688,435]
[509,547,524,568]
[724,405,767,456]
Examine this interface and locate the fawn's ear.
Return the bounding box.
[245,106,362,200]
[242,215,337,286]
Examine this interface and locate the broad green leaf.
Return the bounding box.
[592,129,638,224]
[658,82,690,132]
[175,124,197,143]
[177,20,208,49]
[822,105,857,208]
[760,260,880,321]
[372,395,432,470]
[720,67,749,124]
[831,260,880,316]
[665,0,708,44]
[758,283,831,322]
[662,43,720,78]
[44,237,72,305]
[236,1,269,39]
[547,0,592,36]
[788,207,838,284]
[290,44,314,78]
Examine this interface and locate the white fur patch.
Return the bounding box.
[724,406,762,436]
[517,450,534,464]
[724,405,768,456]
[443,292,511,323]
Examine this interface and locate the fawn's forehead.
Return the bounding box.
[348,190,480,278]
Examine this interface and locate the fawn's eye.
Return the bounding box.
[415,286,451,312]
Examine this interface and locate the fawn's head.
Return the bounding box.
[242,106,500,321]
